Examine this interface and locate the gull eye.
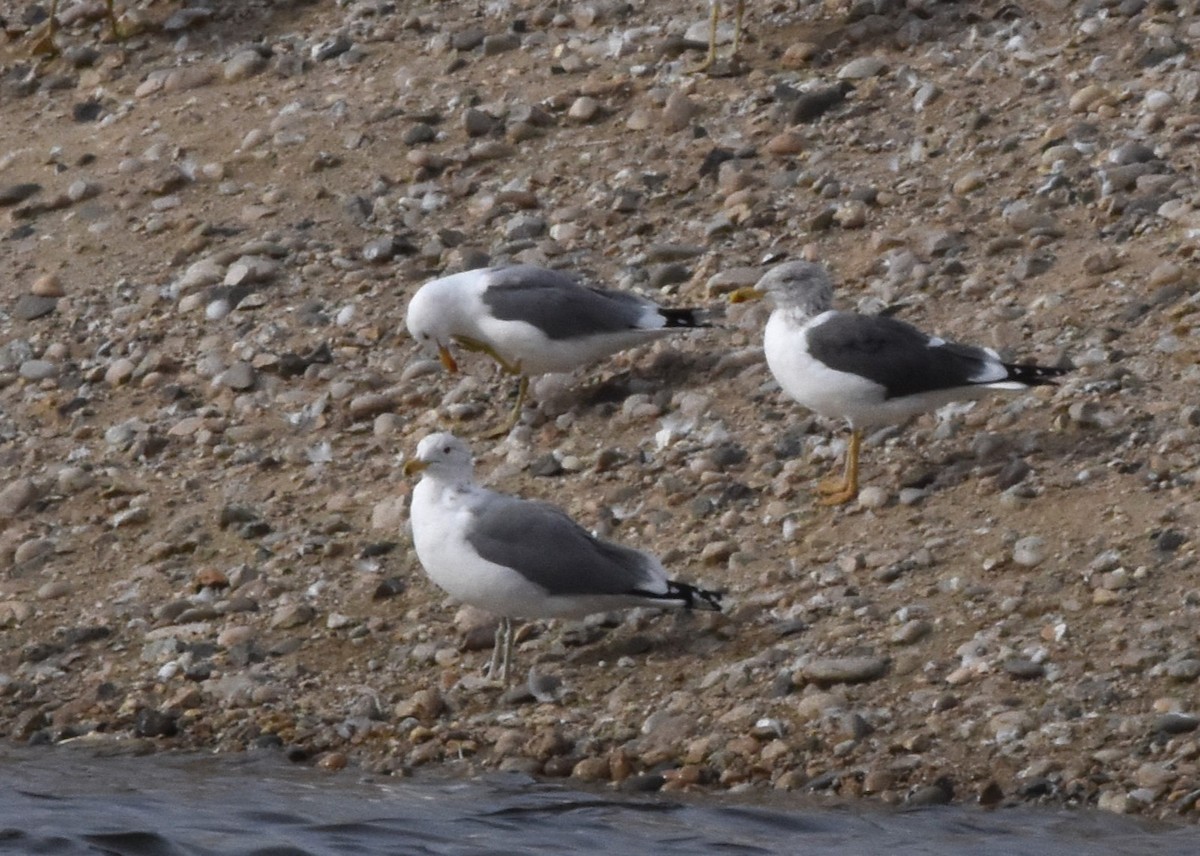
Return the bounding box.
[443,445,451,454]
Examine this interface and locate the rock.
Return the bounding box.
[0,183,40,205]
[270,603,315,629]
[12,295,58,321]
[18,360,57,381]
[662,91,698,132]
[224,49,268,82]
[1012,536,1047,568]
[30,274,65,297]
[568,97,601,123]
[802,656,888,685]
[0,479,40,518]
[838,56,887,79]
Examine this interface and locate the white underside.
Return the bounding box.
[408,271,681,376]
[475,314,674,375]
[763,311,1023,428]
[410,477,670,620]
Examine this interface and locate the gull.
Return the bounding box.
[732,261,1067,504]
[406,265,709,436]
[403,432,723,683]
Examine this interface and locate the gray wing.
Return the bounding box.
[465,493,661,596]
[806,312,1001,399]
[480,265,653,341]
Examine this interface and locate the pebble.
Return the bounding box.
[12,295,58,321]
[568,97,601,123]
[0,479,40,518]
[270,603,315,629]
[1011,536,1047,568]
[838,57,887,79]
[19,360,58,381]
[224,50,268,82]
[802,656,888,686]
[30,274,65,297]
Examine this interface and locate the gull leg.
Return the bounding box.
[731,0,745,57]
[106,0,122,39]
[31,0,122,55]
[487,618,508,681]
[688,0,721,73]
[450,336,529,436]
[484,375,529,439]
[817,428,862,506]
[486,617,515,686]
[29,0,60,55]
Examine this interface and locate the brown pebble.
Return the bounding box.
[30,274,65,297]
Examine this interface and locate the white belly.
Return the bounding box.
[410,481,560,618]
[476,316,671,375]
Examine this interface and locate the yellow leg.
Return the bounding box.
[690,0,745,73]
[731,0,745,56]
[29,0,60,55]
[30,0,121,55]
[485,375,529,438]
[485,617,516,685]
[452,336,529,436]
[816,428,861,506]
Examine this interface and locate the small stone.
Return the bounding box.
[856,486,889,509]
[802,656,888,685]
[1,478,42,518]
[483,33,520,55]
[838,56,887,79]
[1003,658,1045,679]
[105,358,136,385]
[765,132,805,156]
[1155,713,1200,735]
[13,295,58,321]
[1012,536,1047,568]
[270,603,315,629]
[219,362,256,391]
[567,96,601,123]
[224,49,268,82]
[952,171,985,195]
[0,183,41,206]
[662,91,698,132]
[224,256,278,286]
[19,360,57,381]
[111,507,150,528]
[1069,84,1109,113]
[30,274,65,297]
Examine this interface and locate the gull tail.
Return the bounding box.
[1001,362,1069,387]
[646,580,723,611]
[659,307,712,329]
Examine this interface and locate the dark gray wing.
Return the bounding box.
[806,313,999,399]
[480,266,653,341]
[465,493,659,596]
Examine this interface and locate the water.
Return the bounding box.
[0,745,1194,856]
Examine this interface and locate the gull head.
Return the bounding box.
[406,280,461,372]
[403,432,475,478]
[730,261,834,317]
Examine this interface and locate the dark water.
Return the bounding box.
[0,746,1194,856]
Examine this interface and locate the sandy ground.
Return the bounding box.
[0,0,1198,819]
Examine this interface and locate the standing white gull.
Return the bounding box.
[406,265,709,435]
[403,432,723,683]
[732,261,1068,505]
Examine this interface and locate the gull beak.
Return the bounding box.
[403,459,429,476]
[729,286,765,304]
[437,345,459,373]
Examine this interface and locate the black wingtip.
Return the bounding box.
[660,307,713,329]
[666,580,723,611]
[1005,362,1070,387]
